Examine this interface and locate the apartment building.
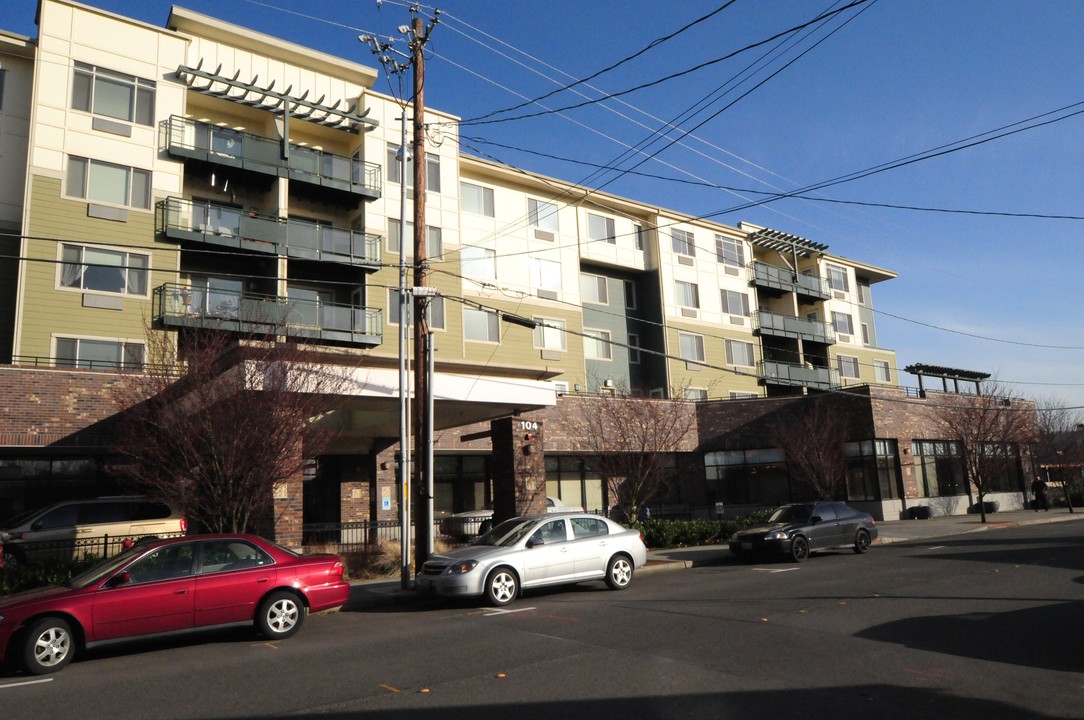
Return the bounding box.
[0,1,1032,538]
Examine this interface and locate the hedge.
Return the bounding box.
[635,510,773,549]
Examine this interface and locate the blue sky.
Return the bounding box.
[8,1,1084,406]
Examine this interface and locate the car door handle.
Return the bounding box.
[174,589,189,595]
[256,578,268,584]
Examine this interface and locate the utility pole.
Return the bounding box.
[360,6,439,585]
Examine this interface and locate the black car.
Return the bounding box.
[729,501,877,562]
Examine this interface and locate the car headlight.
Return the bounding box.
[443,560,478,575]
[766,531,789,541]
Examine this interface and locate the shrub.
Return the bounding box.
[0,555,101,596]
[635,509,774,549]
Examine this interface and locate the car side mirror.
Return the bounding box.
[31,520,44,531]
[107,571,133,588]
[810,515,822,525]
[527,535,544,548]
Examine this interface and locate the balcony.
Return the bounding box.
[153,283,382,346]
[754,311,835,345]
[156,198,381,269]
[750,261,830,301]
[161,116,381,200]
[758,360,838,390]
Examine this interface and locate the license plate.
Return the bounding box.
[741,542,752,550]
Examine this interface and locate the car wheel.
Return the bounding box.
[853,529,872,554]
[22,617,75,675]
[485,567,518,606]
[790,535,810,562]
[256,591,306,639]
[605,554,634,590]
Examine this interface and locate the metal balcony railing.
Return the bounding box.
[160,116,381,199]
[754,310,835,345]
[156,198,381,268]
[154,283,383,346]
[758,359,839,390]
[750,261,830,300]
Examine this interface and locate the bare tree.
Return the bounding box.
[112,328,355,534]
[1032,395,1084,513]
[930,380,1037,523]
[565,391,697,524]
[770,396,850,500]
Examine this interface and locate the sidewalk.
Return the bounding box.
[342,508,1084,609]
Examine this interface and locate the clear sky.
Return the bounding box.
[7,0,1084,407]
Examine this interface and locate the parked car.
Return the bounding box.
[438,496,580,541]
[418,512,647,606]
[0,534,348,674]
[0,496,186,570]
[728,501,878,562]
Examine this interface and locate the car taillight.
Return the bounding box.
[332,561,344,578]
[179,518,188,534]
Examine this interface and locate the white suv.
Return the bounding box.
[0,497,186,569]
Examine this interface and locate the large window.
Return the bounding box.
[580,273,608,304]
[912,441,965,497]
[679,332,705,363]
[704,448,788,506]
[874,359,891,383]
[388,219,442,258]
[583,329,612,360]
[671,228,695,256]
[721,289,750,317]
[546,455,605,515]
[388,289,446,329]
[531,257,562,292]
[464,307,499,342]
[385,143,441,192]
[837,354,860,379]
[715,235,745,267]
[461,182,494,216]
[461,245,496,280]
[845,440,901,501]
[674,280,699,309]
[60,244,148,296]
[725,339,754,367]
[56,337,145,370]
[67,156,150,209]
[833,311,854,336]
[827,264,849,292]
[533,318,566,351]
[587,213,615,244]
[71,62,155,126]
[979,443,1023,493]
[528,198,559,232]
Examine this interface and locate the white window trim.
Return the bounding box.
[463,306,500,343]
[580,273,608,305]
[678,332,706,363]
[533,317,567,351]
[725,338,755,367]
[583,328,613,360]
[52,333,146,370]
[837,354,861,379]
[56,242,151,298]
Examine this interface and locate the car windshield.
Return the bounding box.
[769,505,813,524]
[472,518,537,547]
[66,545,146,589]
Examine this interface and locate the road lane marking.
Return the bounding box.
[753,567,799,573]
[481,602,535,615]
[0,678,54,690]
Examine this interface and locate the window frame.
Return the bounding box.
[533,317,567,351]
[71,61,156,126]
[54,336,145,370]
[721,289,750,317]
[463,306,500,343]
[671,228,695,257]
[837,354,860,379]
[58,243,149,297]
[874,359,891,382]
[675,280,700,309]
[66,155,151,210]
[460,181,495,217]
[583,328,613,360]
[528,198,559,233]
[725,339,755,367]
[827,264,850,293]
[388,289,446,330]
[530,257,562,292]
[579,273,608,305]
[461,245,496,280]
[678,332,705,363]
[833,311,854,336]
[715,234,745,268]
[587,212,616,244]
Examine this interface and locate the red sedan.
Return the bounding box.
[0,534,349,674]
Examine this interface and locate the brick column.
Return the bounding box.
[491,416,545,524]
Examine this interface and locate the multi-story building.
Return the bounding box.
[0,1,1034,539]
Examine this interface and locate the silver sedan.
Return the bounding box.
[416,513,647,606]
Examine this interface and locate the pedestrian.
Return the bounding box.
[1031,477,1049,512]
